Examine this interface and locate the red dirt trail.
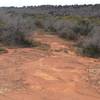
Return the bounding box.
[0,33,100,100]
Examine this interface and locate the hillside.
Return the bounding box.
[0,33,100,100]
[1,4,100,16]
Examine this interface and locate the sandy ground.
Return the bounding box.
[0,33,100,100]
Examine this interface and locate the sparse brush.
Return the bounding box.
[0,47,8,54]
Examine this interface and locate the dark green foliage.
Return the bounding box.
[72,19,93,36]
[79,44,100,58]
[19,38,33,47]
[59,28,76,40]
[34,20,44,28]
[0,47,8,54]
[78,27,100,58]
[47,26,56,32]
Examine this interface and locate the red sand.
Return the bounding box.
[0,33,100,100]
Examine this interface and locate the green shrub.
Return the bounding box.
[59,28,77,40]
[19,38,33,47]
[79,45,100,58]
[15,32,40,47]
[72,19,93,36]
[0,47,8,54]
[47,26,56,32]
[77,26,100,58]
[34,20,44,28]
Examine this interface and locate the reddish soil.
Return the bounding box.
[0,33,100,100]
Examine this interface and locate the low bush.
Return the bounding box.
[72,19,93,36]
[0,47,8,54]
[78,27,100,58]
[78,44,100,58]
[54,20,78,40]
